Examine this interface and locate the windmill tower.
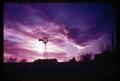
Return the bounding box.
[39,37,48,59]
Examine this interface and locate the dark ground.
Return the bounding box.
[3,52,118,81]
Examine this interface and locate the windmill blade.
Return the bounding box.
[38,37,49,45]
[38,39,43,41]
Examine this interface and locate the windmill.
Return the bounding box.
[38,37,48,59]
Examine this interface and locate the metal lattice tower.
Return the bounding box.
[39,37,48,59]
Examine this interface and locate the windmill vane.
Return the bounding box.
[38,37,49,59]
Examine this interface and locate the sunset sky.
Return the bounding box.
[4,3,116,62]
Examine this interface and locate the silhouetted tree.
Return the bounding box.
[8,57,17,62]
[105,29,116,53]
[110,32,116,53]
[83,54,91,61]
[75,55,83,62]
[69,57,76,63]
[20,58,27,62]
[99,41,106,53]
